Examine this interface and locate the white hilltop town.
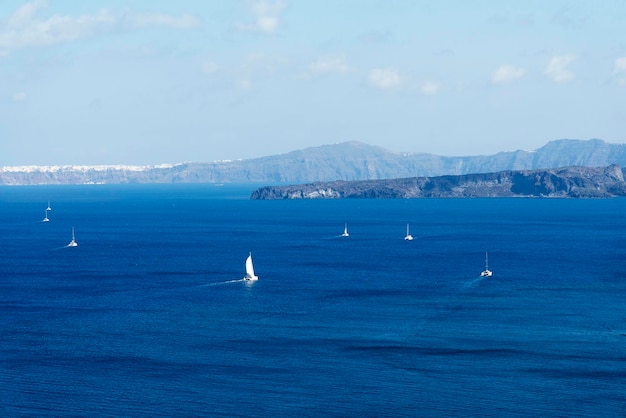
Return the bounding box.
[0,164,179,173]
[0,163,188,185]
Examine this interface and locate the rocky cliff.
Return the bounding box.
[3,138,626,185]
[250,165,626,199]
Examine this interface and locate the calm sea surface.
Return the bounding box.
[2,184,626,417]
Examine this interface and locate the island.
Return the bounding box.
[250,165,626,199]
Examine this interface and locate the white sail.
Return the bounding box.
[244,253,258,281]
[341,223,349,237]
[42,210,50,222]
[404,224,413,240]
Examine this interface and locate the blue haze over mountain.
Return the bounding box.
[2,138,626,185]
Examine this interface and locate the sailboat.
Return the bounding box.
[480,252,492,277]
[243,252,258,281]
[42,210,50,222]
[341,223,349,237]
[46,201,52,211]
[68,227,78,247]
[404,224,413,240]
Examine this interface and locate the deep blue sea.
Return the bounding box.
[2,184,626,417]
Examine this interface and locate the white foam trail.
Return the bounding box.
[462,276,486,289]
[205,279,246,286]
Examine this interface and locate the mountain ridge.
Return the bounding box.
[2,138,626,185]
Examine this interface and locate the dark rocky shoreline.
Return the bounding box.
[251,165,626,199]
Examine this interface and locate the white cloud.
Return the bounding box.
[202,61,219,74]
[240,52,281,77]
[12,92,27,102]
[6,0,44,28]
[614,57,626,74]
[0,1,199,52]
[128,13,200,29]
[236,1,285,34]
[544,55,577,83]
[492,65,526,84]
[308,54,349,76]
[235,79,253,90]
[614,57,626,87]
[420,81,440,95]
[368,68,400,89]
[0,1,115,50]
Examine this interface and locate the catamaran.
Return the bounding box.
[341,223,349,237]
[243,252,258,281]
[404,224,413,241]
[68,227,78,247]
[480,252,492,277]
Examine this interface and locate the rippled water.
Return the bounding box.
[2,185,626,416]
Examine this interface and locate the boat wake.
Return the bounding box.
[49,245,75,251]
[204,255,258,286]
[462,276,487,289]
[206,279,246,286]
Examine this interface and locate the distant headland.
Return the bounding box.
[250,165,626,199]
[2,138,626,186]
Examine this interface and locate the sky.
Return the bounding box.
[1,0,626,165]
